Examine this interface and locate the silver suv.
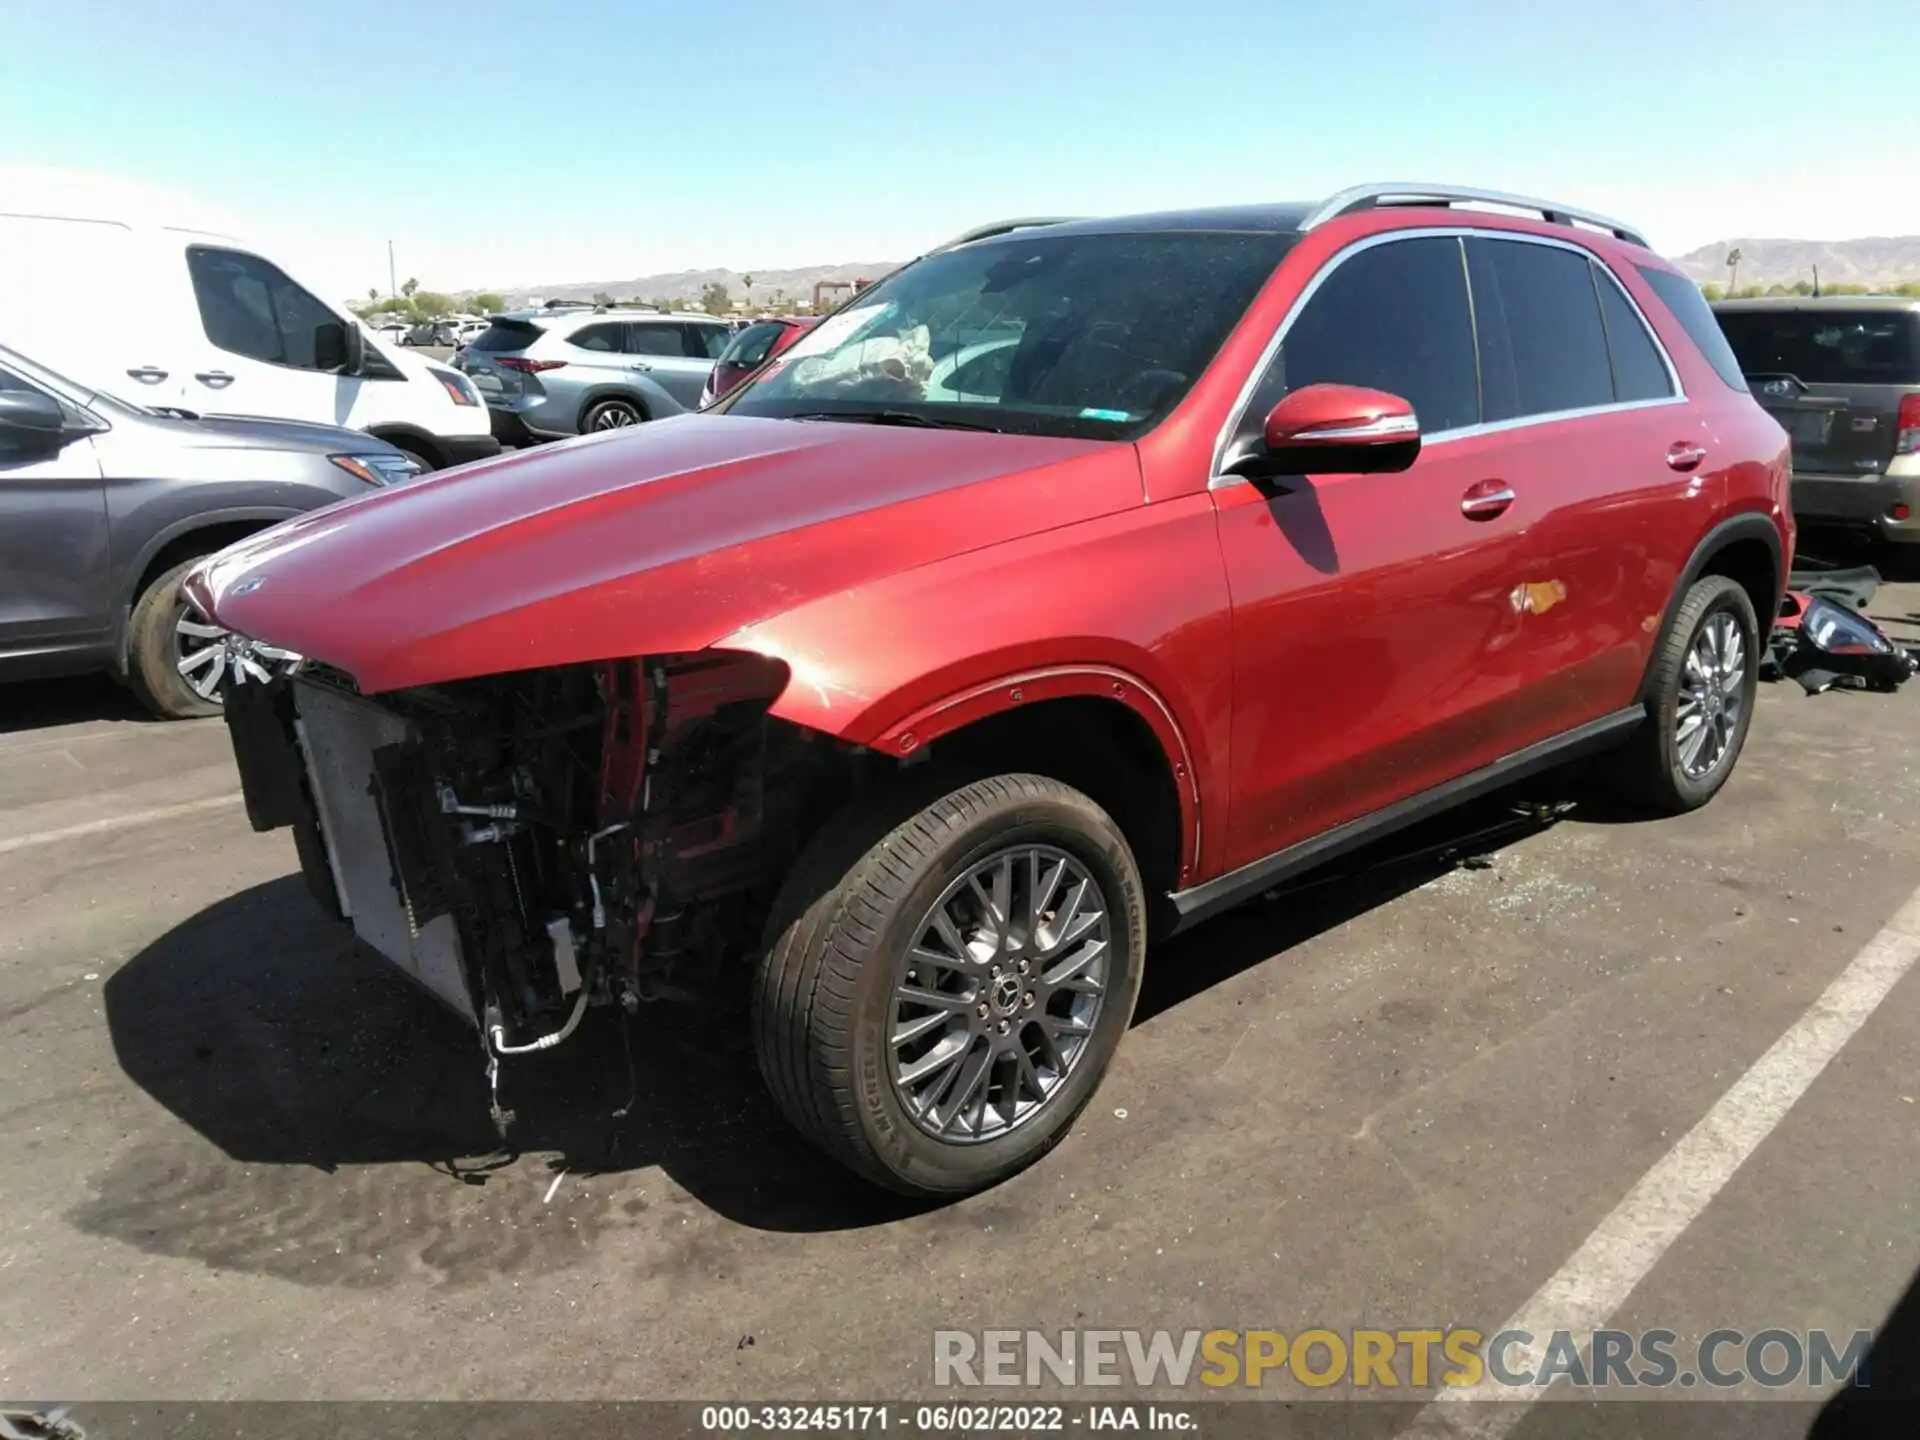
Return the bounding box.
[458,306,734,440]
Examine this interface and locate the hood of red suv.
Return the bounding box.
[190,414,1133,694]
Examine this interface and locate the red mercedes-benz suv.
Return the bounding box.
[191,183,1791,1196]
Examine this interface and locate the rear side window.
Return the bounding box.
[625,323,685,357]
[720,320,789,368]
[570,323,623,352]
[1243,235,1479,438]
[1712,309,1920,386]
[1637,267,1747,391]
[469,320,543,353]
[1467,238,1613,421]
[1593,266,1676,402]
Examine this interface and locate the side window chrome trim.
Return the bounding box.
[1209,226,1689,490]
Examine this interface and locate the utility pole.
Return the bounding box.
[1812,264,1821,297]
[388,240,397,300]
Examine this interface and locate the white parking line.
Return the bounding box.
[1401,881,1920,1439]
[0,793,245,856]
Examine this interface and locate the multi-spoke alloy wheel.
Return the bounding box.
[753,773,1146,1196]
[1675,611,1746,779]
[174,598,300,702]
[1607,574,1759,814]
[889,845,1110,1142]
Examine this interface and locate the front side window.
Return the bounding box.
[681,323,731,360]
[625,323,685,358]
[1236,235,1479,445]
[728,229,1291,439]
[1467,238,1614,421]
[186,246,339,371]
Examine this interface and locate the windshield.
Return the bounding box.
[725,229,1291,439]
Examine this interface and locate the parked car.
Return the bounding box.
[1711,297,1920,544]
[700,316,819,406]
[0,168,500,473]
[0,343,421,718]
[406,320,458,348]
[458,309,733,439]
[191,184,1789,1196]
[371,319,411,347]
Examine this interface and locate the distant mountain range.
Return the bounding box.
[498,262,901,309]
[488,234,1920,309]
[1671,236,1920,290]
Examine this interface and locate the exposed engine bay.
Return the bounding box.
[222,653,873,1129]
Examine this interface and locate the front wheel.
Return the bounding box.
[125,557,300,719]
[1609,574,1760,812]
[753,773,1146,1196]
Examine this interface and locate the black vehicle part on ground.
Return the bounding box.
[1766,592,1917,694]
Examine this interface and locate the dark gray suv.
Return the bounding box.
[1713,297,1920,544]
[0,344,421,718]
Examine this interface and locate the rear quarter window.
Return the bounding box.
[1636,267,1747,391]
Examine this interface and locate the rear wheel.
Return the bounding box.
[582,397,643,432]
[753,773,1146,1196]
[1609,574,1760,812]
[126,557,299,720]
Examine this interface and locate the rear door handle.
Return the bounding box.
[1460,479,1516,521]
[126,366,169,384]
[1666,441,1707,472]
[628,361,653,373]
[195,370,235,389]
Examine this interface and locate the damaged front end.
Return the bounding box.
[223,652,863,1126]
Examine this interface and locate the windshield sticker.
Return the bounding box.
[1079,407,1132,422]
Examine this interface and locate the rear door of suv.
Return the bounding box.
[1712,304,1918,482]
[1458,234,1699,733]
[1211,233,1536,869]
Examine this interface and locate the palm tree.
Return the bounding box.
[1725,248,1743,297]
[402,277,419,299]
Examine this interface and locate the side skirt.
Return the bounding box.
[1164,706,1646,934]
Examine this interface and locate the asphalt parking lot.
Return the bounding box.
[2,553,1918,1433]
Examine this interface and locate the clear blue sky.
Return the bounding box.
[4,0,1915,298]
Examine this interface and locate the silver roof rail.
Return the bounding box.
[929,216,1082,254]
[1301,183,1649,249]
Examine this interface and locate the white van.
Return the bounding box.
[0,169,499,470]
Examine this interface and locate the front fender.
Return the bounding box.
[720,495,1236,883]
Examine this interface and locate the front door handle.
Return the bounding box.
[1666,441,1707,472]
[1461,479,1516,521]
[628,361,653,373]
[195,371,235,389]
[126,366,169,384]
